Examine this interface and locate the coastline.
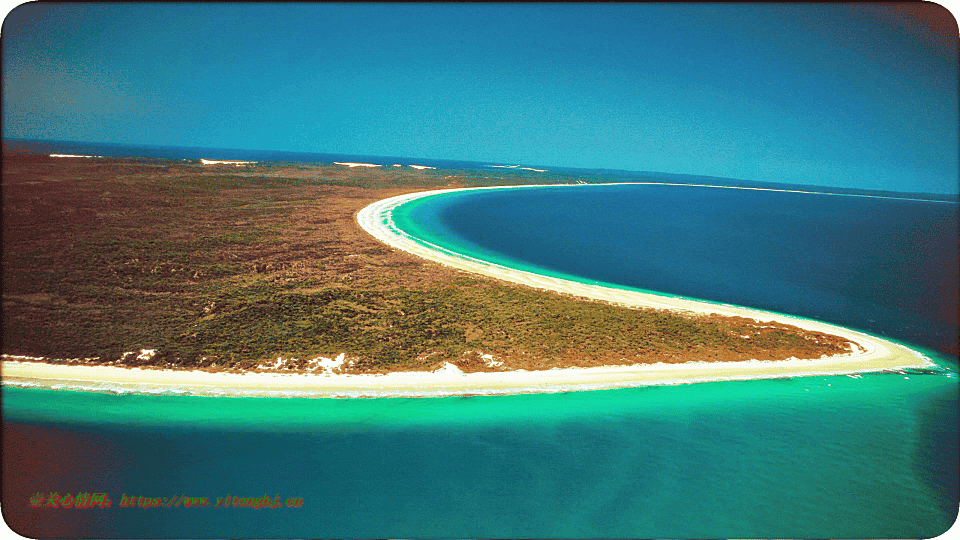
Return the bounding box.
[2,184,936,398]
[0,348,933,398]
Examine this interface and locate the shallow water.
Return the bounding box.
[3,367,958,538]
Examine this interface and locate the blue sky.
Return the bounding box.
[2,3,958,194]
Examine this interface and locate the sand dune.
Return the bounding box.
[200,159,255,166]
[334,162,381,168]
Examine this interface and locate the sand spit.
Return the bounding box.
[1,184,935,398]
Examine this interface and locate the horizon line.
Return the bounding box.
[4,136,958,199]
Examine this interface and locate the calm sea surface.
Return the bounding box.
[3,142,958,538]
[396,183,959,356]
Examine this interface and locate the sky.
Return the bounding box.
[2,2,958,194]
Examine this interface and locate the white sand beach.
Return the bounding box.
[0,348,932,398]
[334,162,381,168]
[1,185,935,398]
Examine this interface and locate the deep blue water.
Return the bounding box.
[397,183,959,357]
[2,141,958,538]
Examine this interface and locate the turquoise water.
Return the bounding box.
[4,370,957,538]
[3,182,958,538]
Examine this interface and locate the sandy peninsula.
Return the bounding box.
[0,179,934,398]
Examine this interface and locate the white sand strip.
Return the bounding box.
[0,351,932,398]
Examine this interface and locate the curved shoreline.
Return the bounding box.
[356,185,934,376]
[1,184,936,398]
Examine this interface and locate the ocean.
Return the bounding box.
[2,141,958,538]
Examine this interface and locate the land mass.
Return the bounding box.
[1,153,930,396]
